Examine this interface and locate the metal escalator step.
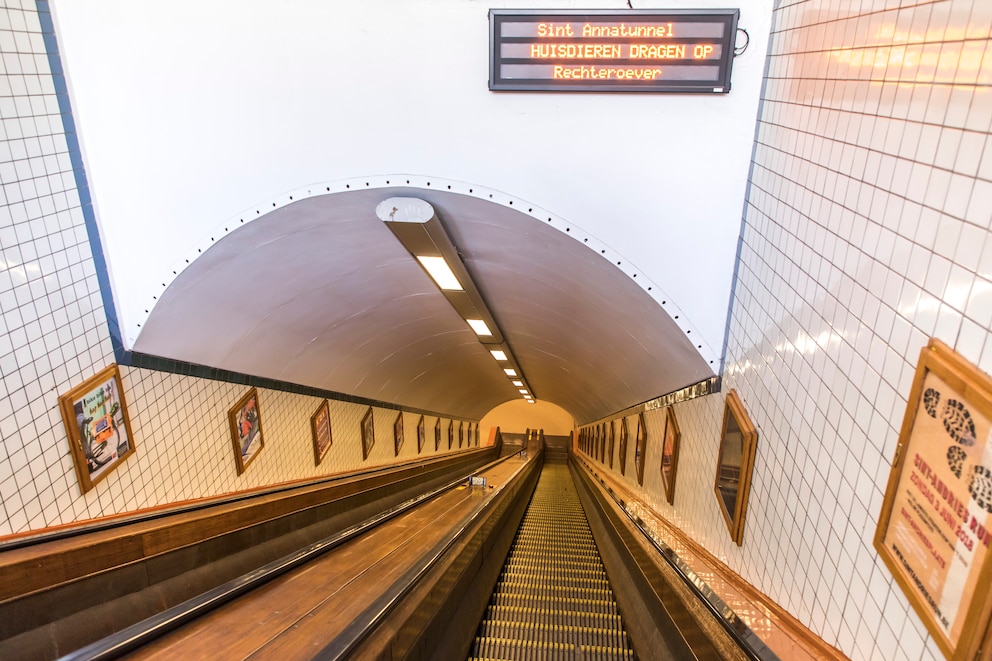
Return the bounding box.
[487,593,621,615]
[483,605,624,628]
[478,619,631,647]
[472,636,635,659]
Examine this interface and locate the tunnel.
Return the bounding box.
[0,1,990,660]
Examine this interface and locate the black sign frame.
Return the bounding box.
[489,8,739,93]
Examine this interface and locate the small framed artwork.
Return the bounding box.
[634,412,647,486]
[660,406,681,505]
[448,419,454,449]
[608,421,615,469]
[601,423,608,462]
[619,417,629,476]
[393,411,404,456]
[417,415,426,454]
[228,388,264,475]
[714,389,758,546]
[361,407,375,460]
[310,399,332,466]
[875,339,992,660]
[459,421,465,448]
[475,423,480,446]
[58,364,137,494]
[435,418,442,451]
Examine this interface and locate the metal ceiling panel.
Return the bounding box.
[134,188,714,422]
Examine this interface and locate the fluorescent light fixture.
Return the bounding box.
[490,350,508,361]
[504,368,517,376]
[416,255,463,291]
[466,319,492,336]
[512,380,523,387]
[518,389,528,394]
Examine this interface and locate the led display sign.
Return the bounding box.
[489,9,739,93]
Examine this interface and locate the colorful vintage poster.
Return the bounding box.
[311,400,332,465]
[65,368,133,487]
[880,366,992,651]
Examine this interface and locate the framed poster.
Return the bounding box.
[228,388,264,475]
[714,389,757,546]
[361,407,375,460]
[619,417,629,476]
[875,339,992,660]
[660,406,681,505]
[393,411,404,457]
[459,421,465,448]
[448,419,454,449]
[634,412,647,486]
[608,420,615,469]
[417,415,426,454]
[435,418,442,451]
[475,422,480,446]
[310,399,332,466]
[58,364,136,494]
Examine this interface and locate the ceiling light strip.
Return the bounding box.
[377,197,535,402]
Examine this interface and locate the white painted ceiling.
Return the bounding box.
[133,188,715,424]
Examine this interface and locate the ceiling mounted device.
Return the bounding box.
[376,197,535,403]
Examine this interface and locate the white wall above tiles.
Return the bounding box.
[49,0,772,359]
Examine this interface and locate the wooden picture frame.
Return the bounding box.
[714,389,757,546]
[58,364,137,494]
[393,411,404,457]
[634,412,647,486]
[228,388,264,475]
[417,415,426,454]
[875,339,992,660]
[608,420,615,469]
[660,406,681,505]
[310,399,332,466]
[434,418,442,451]
[619,417,629,476]
[361,407,375,460]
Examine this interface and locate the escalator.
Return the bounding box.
[468,460,636,660]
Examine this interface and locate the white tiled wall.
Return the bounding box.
[0,1,471,538]
[578,1,992,660]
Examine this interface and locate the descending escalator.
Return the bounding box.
[468,461,637,660]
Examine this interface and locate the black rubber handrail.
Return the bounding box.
[1,447,492,552]
[57,451,520,661]
[572,454,779,661]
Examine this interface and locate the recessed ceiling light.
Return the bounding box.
[466,319,492,336]
[416,255,462,291]
[518,389,528,394]
[490,350,508,361]
[504,368,517,376]
[512,380,523,386]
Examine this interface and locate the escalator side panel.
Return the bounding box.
[350,452,543,660]
[571,459,747,661]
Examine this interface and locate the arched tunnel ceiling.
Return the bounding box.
[133,188,715,423]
